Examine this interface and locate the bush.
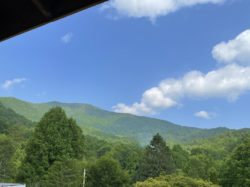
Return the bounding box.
[134,175,219,187]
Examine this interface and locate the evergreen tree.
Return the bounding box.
[17,107,84,184]
[136,133,176,181]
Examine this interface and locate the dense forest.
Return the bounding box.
[0,100,249,187]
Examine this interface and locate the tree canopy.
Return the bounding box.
[87,156,130,187]
[220,138,250,187]
[0,103,249,187]
[0,135,15,181]
[43,159,83,187]
[135,175,220,187]
[17,107,84,184]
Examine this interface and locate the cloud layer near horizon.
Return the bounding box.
[113,29,250,115]
[106,0,225,20]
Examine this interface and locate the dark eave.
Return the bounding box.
[0,0,107,42]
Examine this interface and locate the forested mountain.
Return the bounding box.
[0,97,230,144]
[0,102,32,133]
[187,129,250,159]
[0,104,249,186]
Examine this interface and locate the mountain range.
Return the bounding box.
[0,97,234,144]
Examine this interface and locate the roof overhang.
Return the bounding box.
[0,0,107,42]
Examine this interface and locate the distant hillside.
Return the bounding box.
[187,129,250,159]
[0,102,32,133]
[0,97,231,144]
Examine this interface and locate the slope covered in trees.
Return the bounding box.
[0,103,249,186]
[0,103,32,134]
[0,97,231,144]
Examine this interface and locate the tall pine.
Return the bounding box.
[136,133,176,181]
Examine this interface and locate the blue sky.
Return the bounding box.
[1,0,250,129]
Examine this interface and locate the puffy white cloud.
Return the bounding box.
[212,29,250,65]
[194,110,215,119]
[113,64,250,115]
[113,29,250,116]
[106,0,225,20]
[113,103,154,115]
[61,33,74,44]
[2,78,27,90]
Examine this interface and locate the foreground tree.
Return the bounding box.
[0,135,15,181]
[87,157,130,187]
[134,175,219,187]
[43,159,83,187]
[136,133,176,181]
[220,138,250,187]
[110,143,142,178]
[184,148,220,184]
[17,107,84,184]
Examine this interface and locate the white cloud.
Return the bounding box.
[114,29,250,116]
[106,0,225,21]
[114,64,250,115]
[61,33,74,44]
[2,78,27,90]
[194,110,215,119]
[212,29,250,65]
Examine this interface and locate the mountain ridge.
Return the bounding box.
[0,97,232,144]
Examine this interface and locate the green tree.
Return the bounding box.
[220,138,250,187]
[136,133,176,181]
[17,107,84,184]
[184,155,208,179]
[184,147,221,184]
[84,135,111,159]
[134,174,219,187]
[172,144,189,170]
[87,157,130,187]
[0,135,15,181]
[110,143,142,177]
[43,159,83,187]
